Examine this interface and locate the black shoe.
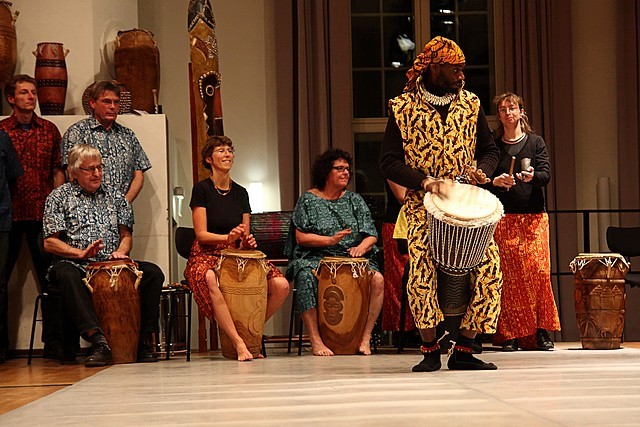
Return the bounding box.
[85,343,112,367]
[0,347,6,363]
[447,346,497,370]
[536,329,554,350]
[137,344,158,363]
[412,344,442,372]
[501,339,518,352]
[472,336,483,354]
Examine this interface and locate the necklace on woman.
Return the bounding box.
[502,133,526,144]
[214,180,232,196]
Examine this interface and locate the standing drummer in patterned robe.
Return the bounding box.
[380,36,503,371]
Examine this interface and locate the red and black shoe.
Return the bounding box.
[447,344,497,370]
[412,343,442,372]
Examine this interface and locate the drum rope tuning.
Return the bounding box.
[424,182,504,275]
[83,263,142,292]
[570,255,629,273]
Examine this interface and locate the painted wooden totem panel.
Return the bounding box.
[188,0,224,183]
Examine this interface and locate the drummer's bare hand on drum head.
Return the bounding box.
[240,233,257,249]
[80,239,104,260]
[492,172,516,189]
[109,251,130,260]
[464,165,491,185]
[348,244,368,258]
[227,225,247,245]
[422,177,453,197]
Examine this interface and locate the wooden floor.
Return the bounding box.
[0,357,108,415]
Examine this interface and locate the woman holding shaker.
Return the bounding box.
[489,92,560,351]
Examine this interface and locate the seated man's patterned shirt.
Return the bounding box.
[43,181,134,268]
[60,116,152,196]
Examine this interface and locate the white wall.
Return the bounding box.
[571,0,620,250]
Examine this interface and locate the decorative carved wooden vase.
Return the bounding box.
[113,28,160,113]
[33,42,69,115]
[0,1,18,86]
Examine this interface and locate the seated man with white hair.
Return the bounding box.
[43,144,163,367]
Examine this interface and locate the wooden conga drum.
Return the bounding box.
[570,253,629,349]
[33,42,69,115]
[0,1,18,86]
[215,249,268,359]
[315,257,371,355]
[114,28,160,113]
[84,260,143,363]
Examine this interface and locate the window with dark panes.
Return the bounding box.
[351,0,415,119]
[430,0,493,113]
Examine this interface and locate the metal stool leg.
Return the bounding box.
[27,294,42,365]
[186,291,192,362]
[166,291,176,360]
[287,288,297,354]
[297,314,303,356]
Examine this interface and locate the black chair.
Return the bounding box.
[271,216,307,355]
[27,233,72,365]
[27,291,61,364]
[164,226,196,361]
[606,226,640,287]
[251,212,307,355]
[287,286,305,355]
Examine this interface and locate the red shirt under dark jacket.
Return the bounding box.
[0,113,62,221]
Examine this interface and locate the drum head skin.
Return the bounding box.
[220,248,266,259]
[430,182,498,220]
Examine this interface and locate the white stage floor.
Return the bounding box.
[2,343,640,426]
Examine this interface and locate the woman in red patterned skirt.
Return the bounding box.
[184,136,289,361]
[381,181,413,333]
[488,93,561,351]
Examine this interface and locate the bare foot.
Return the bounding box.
[235,341,253,361]
[310,339,334,356]
[358,335,372,355]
